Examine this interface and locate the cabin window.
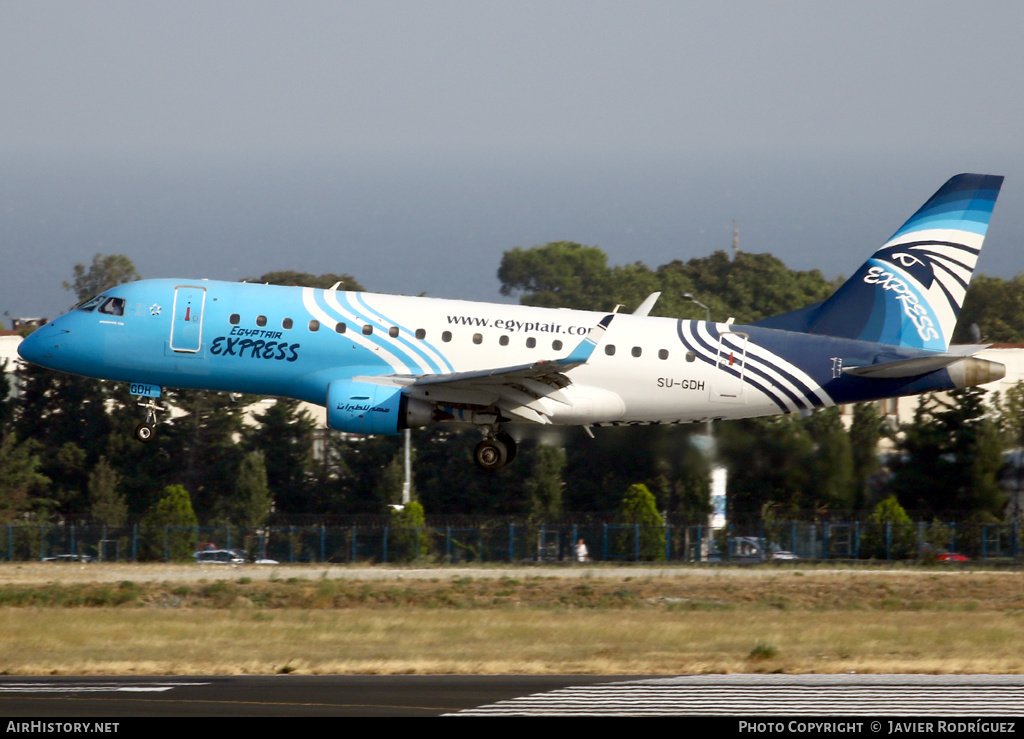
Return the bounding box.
[526,337,536,349]
[282,318,293,329]
[499,335,509,346]
[473,333,483,345]
[442,331,452,342]
[631,346,642,358]
[605,345,616,356]
[685,352,695,362]
[552,340,563,350]
[389,326,399,338]
[229,313,240,325]
[256,315,267,327]
[335,322,346,334]
[658,349,669,360]
[415,328,426,340]
[362,324,373,335]
[309,320,320,332]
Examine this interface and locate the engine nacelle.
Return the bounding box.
[326,379,432,435]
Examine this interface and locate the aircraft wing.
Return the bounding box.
[354,314,614,424]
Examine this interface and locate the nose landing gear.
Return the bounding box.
[134,398,164,443]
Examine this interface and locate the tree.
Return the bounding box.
[617,483,666,561]
[525,445,566,520]
[140,485,199,561]
[245,398,316,513]
[63,254,140,304]
[848,402,887,511]
[88,456,127,528]
[249,271,365,292]
[861,495,916,559]
[890,388,1005,519]
[801,407,854,512]
[0,436,49,522]
[498,242,612,309]
[390,500,428,560]
[233,451,272,530]
[954,273,1024,344]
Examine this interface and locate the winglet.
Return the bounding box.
[557,314,614,366]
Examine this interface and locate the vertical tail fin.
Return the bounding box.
[754,173,1004,350]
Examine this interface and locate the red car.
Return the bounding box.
[935,552,969,562]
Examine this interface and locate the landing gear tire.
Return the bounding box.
[134,423,155,443]
[495,432,517,465]
[474,437,508,472]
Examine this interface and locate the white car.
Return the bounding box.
[194,549,279,565]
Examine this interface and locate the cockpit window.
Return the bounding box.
[97,297,125,316]
[77,295,106,312]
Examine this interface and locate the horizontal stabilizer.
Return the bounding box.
[844,353,1004,383]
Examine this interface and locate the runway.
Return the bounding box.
[2,675,1023,717]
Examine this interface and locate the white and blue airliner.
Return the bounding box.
[18,174,1007,470]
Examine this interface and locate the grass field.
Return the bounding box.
[1,564,1021,675]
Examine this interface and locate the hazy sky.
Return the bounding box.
[3,1,1023,318]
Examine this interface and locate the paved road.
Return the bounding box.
[2,675,1023,717]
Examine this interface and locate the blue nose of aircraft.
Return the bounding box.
[16,321,68,370]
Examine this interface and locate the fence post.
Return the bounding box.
[351,526,357,563]
[854,521,860,559]
[508,523,514,562]
[885,521,892,560]
[320,525,326,563]
[696,524,702,563]
[383,526,389,564]
[982,525,988,561]
[665,523,671,562]
[823,521,829,560]
[602,523,608,562]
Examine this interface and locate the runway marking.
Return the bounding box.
[0,682,208,694]
[452,676,1024,716]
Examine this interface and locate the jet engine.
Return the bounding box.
[326,379,432,435]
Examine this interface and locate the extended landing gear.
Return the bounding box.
[134,398,164,444]
[474,430,517,472]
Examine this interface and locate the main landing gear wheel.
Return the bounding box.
[134,423,155,443]
[474,437,508,472]
[495,431,517,464]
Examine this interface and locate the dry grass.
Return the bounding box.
[0,566,1021,675]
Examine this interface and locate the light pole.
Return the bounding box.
[682,292,711,322]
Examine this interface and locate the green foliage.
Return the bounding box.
[249,271,365,292]
[390,500,428,560]
[233,451,272,530]
[140,485,199,562]
[862,495,916,559]
[0,436,50,523]
[498,242,834,323]
[526,445,565,520]
[617,483,666,561]
[891,388,1004,519]
[848,402,887,510]
[63,253,140,304]
[88,456,127,528]
[245,398,316,513]
[954,273,1024,343]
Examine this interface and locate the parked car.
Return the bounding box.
[194,548,278,565]
[709,536,800,563]
[935,552,969,562]
[40,554,93,563]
